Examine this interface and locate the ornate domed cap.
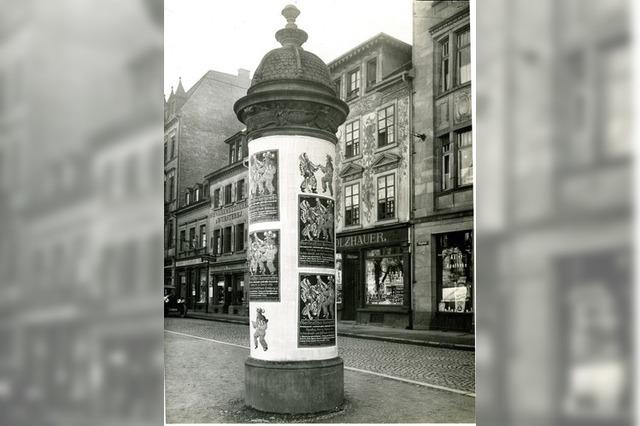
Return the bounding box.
[250,5,334,92]
[234,5,348,143]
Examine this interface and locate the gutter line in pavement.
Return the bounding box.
[164,329,475,398]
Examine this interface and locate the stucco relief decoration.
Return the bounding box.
[359,113,378,224]
[396,97,410,181]
[436,97,449,130]
[334,126,345,227]
[453,88,471,123]
[243,101,343,134]
[298,152,334,195]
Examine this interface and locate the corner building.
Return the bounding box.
[329,34,414,328]
[413,1,473,332]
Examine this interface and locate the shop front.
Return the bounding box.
[209,260,248,316]
[175,255,213,313]
[336,225,411,328]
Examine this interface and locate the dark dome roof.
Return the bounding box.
[251,47,334,91]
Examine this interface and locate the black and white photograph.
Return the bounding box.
[0,0,634,425]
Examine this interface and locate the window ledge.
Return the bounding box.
[376,217,399,226]
[375,143,398,154]
[343,154,363,163]
[346,93,360,102]
[342,224,363,231]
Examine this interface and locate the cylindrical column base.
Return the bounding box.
[245,357,344,414]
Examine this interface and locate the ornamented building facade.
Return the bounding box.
[329,34,414,328]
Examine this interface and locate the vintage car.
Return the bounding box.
[164,285,187,317]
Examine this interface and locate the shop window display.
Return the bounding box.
[216,278,225,304]
[437,231,473,313]
[365,247,404,305]
[199,271,207,303]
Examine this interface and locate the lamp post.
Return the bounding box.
[234,4,349,414]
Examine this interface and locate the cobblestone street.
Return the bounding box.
[164,318,475,423]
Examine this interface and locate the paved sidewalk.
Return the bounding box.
[184,311,474,350]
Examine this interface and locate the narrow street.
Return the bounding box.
[164,318,475,423]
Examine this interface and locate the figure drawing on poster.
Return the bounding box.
[298,152,333,196]
[252,307,269,351]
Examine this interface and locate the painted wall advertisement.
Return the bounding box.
[298,195,335,268]
[249,150,279,223]
[298,273,336,347]
[248,229,280,301]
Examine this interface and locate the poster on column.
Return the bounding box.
[249,150,279,223]
[298,151,334,196]
[248,230,280,301]
[298,195,335,268]
[298,273,336,347]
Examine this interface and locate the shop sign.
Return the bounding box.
[215,200,247,224]
[176,258,205,267]
[337,228,407,250]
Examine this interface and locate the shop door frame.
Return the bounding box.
[341,251,359,321]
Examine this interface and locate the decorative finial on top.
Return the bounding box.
[275,4,308,48]
[282,4,300,28]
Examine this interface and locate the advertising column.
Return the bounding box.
[234,5,349,414]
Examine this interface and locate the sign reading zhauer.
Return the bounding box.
[336,228,408,250]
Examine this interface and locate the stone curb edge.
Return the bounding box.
[184,313,475,352]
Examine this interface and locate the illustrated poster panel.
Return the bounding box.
[298,152,334,196]
[298,273,336,347]
[249,150,279,223]
[248,230,280,301]
[298,195,335,268]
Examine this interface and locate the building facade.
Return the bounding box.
[413,1,473,331]
[164,70,250,289]
[329,34,414,328]
[205,131,249,316]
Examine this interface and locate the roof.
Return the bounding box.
[328,33,412,70]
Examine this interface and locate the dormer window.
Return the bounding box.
[185,190,191,205]
[347,68,360,98]
[195,187,200,202]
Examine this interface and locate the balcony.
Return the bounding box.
[176,246,209,260]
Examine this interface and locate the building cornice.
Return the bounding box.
[429,9,470,35]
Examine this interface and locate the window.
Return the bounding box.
[189,228,196,249]
[185,190,191,205]
[170,135,176,158]
[230,143,237,164]
[224,184,232,205]
[334,78,341,98]
[441,136,452,190]
[169,176,175,200]
[347,68,360,97]
[437,231,473,313]
[237,179,245,200]
[223,226,232,253]
[213,230,221,255]
[366,58,377,87]
[457,130,473,186]
[235,223,245,251]
[365,247,405,305]
[213,188,220,208]
[179,230,186,251]
[345,120,360,158]
[200,224,207,248]
[344,183,360,226]
[457,28,471,85]
[195,187,200,202]
[439,37,450,92]
[167,221,174,248]
[438,129,473,191]
[377,174,395,220]
[377,105,395,147]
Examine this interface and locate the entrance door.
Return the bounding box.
[342,253,359,320]
[223,275,232,313]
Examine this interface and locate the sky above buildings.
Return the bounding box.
[165,0,413,95]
